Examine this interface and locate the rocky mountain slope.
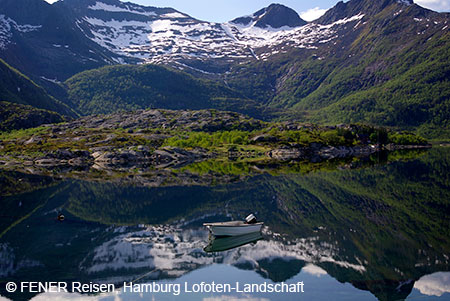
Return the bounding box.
[0,0,117,81]
[55,0,314,73]
[0,58,76,117]
[0,0,381,78]
[225,0,450,137]
[0,0,448,137]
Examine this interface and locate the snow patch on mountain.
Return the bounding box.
[149,19,174,32]
[75,0,366,68]
[161,12,188,19]
[82,17,151,51]
[0,14,41,49]
[88,1,157,17]
[221,13,365,59]
[323,13,365,28]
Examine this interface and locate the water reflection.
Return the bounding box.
[413,272,450,297]
[0,148,448,300]
[204,232,264,253]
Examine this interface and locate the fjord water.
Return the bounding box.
[0,148,449,301]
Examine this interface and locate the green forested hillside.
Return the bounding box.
[1,0,447,139]
[226,4,450,138]
[310,34,450,138]
[0,59,77,118]
[65,64,264,118]
[0,101,64,131]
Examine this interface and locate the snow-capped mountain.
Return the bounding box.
[60,0,367,72]
[0,0,448,132]
[0,0,444,79]
[0,0,117,86]
[54,0,313,71]
[0,0,389,77]
[230,3,307,29]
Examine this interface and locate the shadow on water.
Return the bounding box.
[0,148,449,300]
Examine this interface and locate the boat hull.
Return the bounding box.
[204,231,263,252]
[205,222,263,237]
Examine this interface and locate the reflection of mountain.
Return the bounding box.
[81,224,374,284]
[0,170,62,239]
[0,221,367,297]
[0,148,448,300]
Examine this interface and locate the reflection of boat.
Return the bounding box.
[204,231,263,252]
[203,214,263,237]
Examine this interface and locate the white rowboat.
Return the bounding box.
[203,221,263,237]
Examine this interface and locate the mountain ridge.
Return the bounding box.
[0,58,77,118]
[317,0,414,24]
[0,0,448,138]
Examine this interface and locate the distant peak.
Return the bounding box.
[316,0,415,25]
[231,3,306,29]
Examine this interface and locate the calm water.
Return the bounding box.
[0,148,449,301]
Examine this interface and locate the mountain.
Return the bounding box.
[317,0,414,24]
[0,58,76,117]
[65,64,264,117]
[54,0,312,73]
[0,0,448,137]
[0,0,118,82]
[231,4,307,28]
[0,0,313,76]
[225,0,450,138]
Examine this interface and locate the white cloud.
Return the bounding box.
[302,264,328,277]
[44,0,59,3]
[415,0,450,11]
[414,272,450,297]
[300,7,328,22]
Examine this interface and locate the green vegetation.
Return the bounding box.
[0,2,448,141]
[163,125,427,152]
[388,132,428,145]
[0,59,77,118]
[0,112,428,165]
[165,131,251,149]
[225,8,450,139]
[0,126,50,140]
[65,64,264,118]
[0,101,65,131]
[0,126,159,157]
[311,36,450,139]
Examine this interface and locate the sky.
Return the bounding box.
[44,0,450,22]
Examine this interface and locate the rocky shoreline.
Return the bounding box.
[0,109,431,175]
[268,143,431,161]
[0,143,431,171]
